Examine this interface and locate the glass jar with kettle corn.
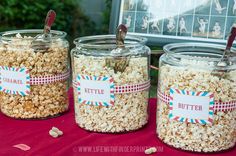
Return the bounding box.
[71,33,151,133]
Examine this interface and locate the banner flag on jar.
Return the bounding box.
[75,74,115,106]
[168,88,214,125]
[0,65,70,96]
[158,89,236,124]
[0,66,30,96]
[73,74,150,106]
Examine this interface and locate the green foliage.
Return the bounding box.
[100,0,112,34]
[0,0,96,44]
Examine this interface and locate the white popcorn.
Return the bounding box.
[49,130,59,138]
[15,33,22,38]
[72,55,149,133]
[157,62,236,152]
[144,147,157,154]
[49,127,63,138]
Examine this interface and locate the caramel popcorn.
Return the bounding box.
[0,32,69,119]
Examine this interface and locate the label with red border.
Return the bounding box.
[76,74,115,106]
[0,66,30,96]
[169,88,214,125]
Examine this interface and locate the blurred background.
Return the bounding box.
[0,0,111,43]
[0,0,160,97]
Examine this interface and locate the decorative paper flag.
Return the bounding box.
[168,88,214,125]
[73,80,150,94]
[0,66,30,96]
[76,74,115,106]
[157,90,236,112]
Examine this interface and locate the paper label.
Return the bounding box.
[169,88,214,125]
[76,74,115,106]
[0,66,30,96]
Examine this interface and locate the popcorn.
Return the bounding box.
[0,33,69,119]
[157,63,236,152]
[49,127,63,138]
[72,55,149,133]
[144,147,157,155]
[49,129,59,138]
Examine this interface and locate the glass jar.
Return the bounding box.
[0,29,70,119]
[71,35,151,133]
[157,43,236,152]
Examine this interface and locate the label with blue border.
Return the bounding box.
[0,66,30,96]
[76,74,115,106]
[169,88,214,125]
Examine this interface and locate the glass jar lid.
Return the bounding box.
[163,42,236,70]
[0,29,67,41]
[73,35,148,57]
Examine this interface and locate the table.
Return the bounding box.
[0,88,235,156]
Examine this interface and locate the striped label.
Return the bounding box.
[73,80,150,94]
[0,66,30,96]
[76,74,115,106]
[169,88,214,125]
[157,90,236,112]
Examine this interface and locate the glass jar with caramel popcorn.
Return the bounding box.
[0,29,70,119]
[157,43,236,152]
[71,35,151,133]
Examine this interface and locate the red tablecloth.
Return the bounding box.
[0,88,235,156]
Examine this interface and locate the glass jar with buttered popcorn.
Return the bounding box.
[0,29,70,119]
[71,25,151,133]
[157,42,236,152]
